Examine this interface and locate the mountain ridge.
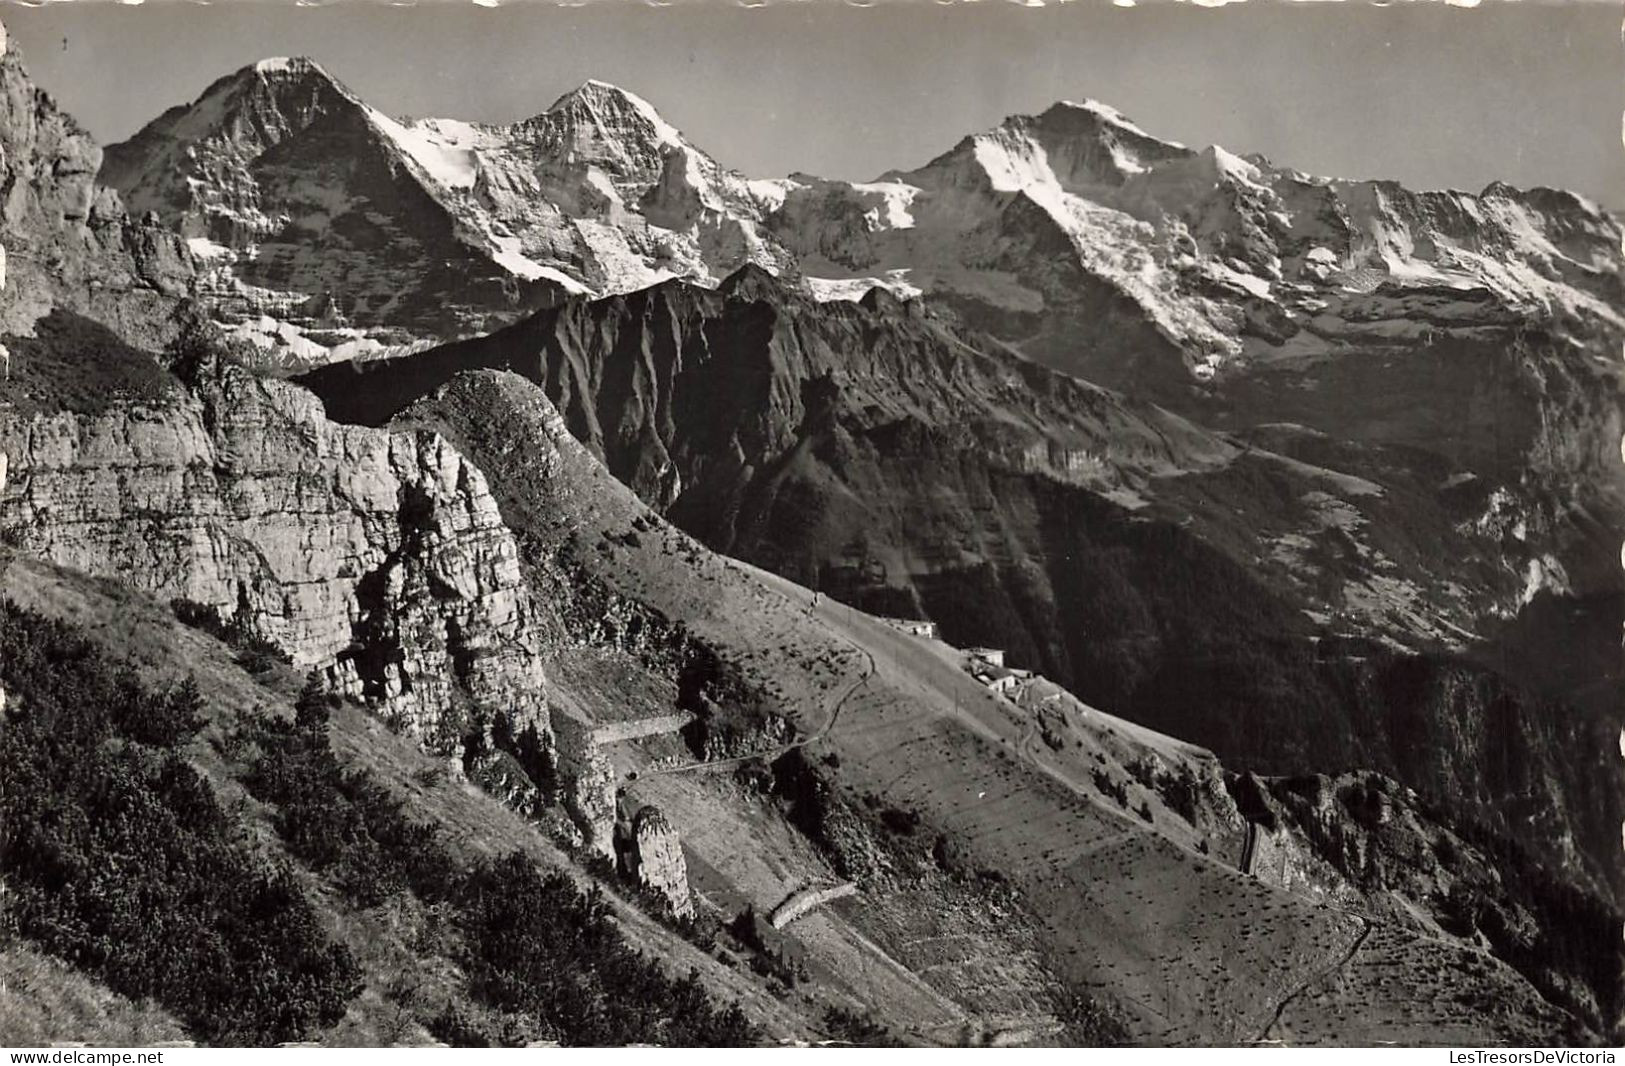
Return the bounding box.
[99,61,1621,378]
[294,267,1624,906]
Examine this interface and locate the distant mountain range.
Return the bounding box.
[100,57,1621,382]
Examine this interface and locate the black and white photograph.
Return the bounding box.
[0,0,1619,1050]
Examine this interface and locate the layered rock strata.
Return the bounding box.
[0,367,547,749]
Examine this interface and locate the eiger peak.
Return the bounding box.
[251,55,330,78]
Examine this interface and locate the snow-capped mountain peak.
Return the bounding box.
[516,78,687,186]
[543,79,684,146]
[99,63,1622,378]
[252,55,327,77]
[1036,97,1191,158]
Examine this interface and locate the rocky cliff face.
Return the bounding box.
[0,366,548,749]
[0,26,192,350]
[298,269,1536,658]
[551,712,617,856]
[762,107,1625,621]
[99,58,570,367]
[1233,770,1625,1035]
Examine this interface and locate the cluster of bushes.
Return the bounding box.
[822,1006,902,1047]
[1124,757,1203,826]
[238,678,459,908]
[725,907,806,990]
[161,303,264,391]
[448,856,757,1046]
[765,748,887,883]
[678,643,788,761]
[0,310,181,417]
[1051,987,1131,1046]
[235,679,759,1047]
[170,598,291,676]
[1090,768,1129,808]
[1435,814,1623,1038]
[0,602,361,1045]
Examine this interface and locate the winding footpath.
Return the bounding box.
[1251,917,1373,1046]
[644,577,877,776]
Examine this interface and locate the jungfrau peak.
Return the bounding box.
[760,96,1622,387]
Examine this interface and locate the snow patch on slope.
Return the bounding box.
[849,181,921,230]
[486,234,591,293]
[805,269,923,302]
[187,236,232,260]
[365,108,482,189]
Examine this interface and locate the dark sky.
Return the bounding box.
[4,0,1620,205]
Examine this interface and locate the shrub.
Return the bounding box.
[237,703,759,1046]
[457,856,759,1045]
[170,598,292,675]
[294,671,336,734]
[823,1006,902,1047]
[0,601,361,1045]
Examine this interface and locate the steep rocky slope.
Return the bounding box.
[381,367,1617,1043]
[0,27,192,350]
[301,268,1514,650]
[298,271,1622,902]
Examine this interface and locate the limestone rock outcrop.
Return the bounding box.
[0,21,192,350]
[616,805,693,919]
[0,366,548,748]
[553,713,617,858]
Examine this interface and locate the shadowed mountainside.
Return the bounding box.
[299,272,1623,902]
